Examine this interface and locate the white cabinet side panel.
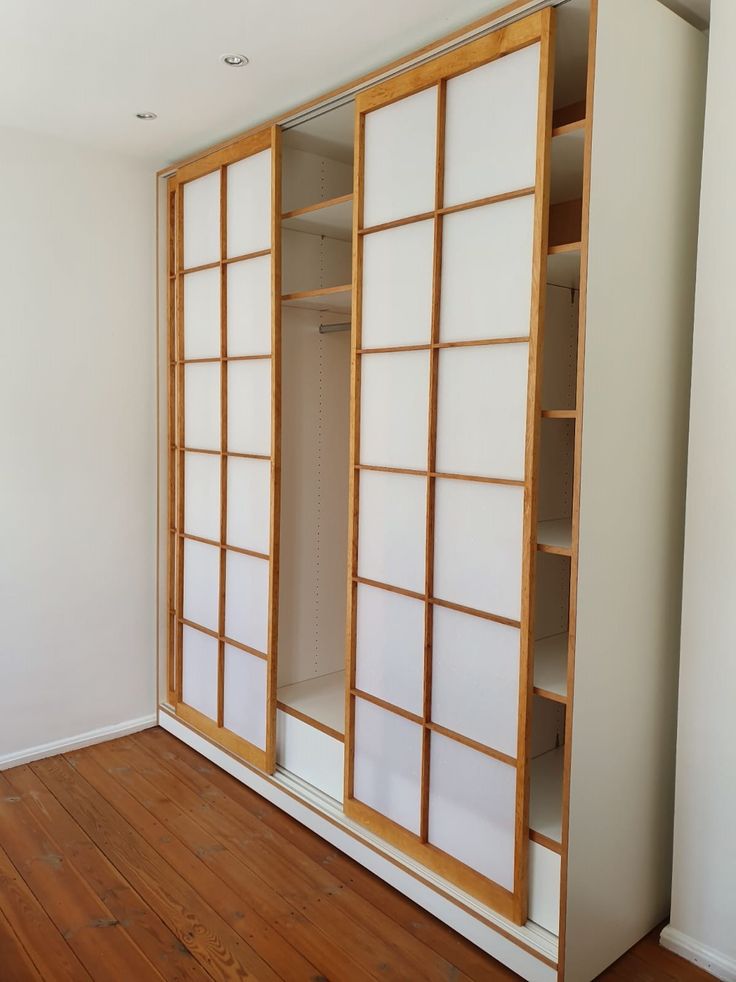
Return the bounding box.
[564,3,706,981]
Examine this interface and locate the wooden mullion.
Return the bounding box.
[354,463,526,488]
[174,179,186,705]
[343,106,365,805]
[427,723,517,768]
[352,688,424,726]
[357,336,530,355]
[180,259,220,275]
[223,247,271,265]
[177,617,268,661]
[218,164,228,729]
[420,78,446,845]
[358,210,435,238]
[176,354,272,365]
[166,180,178,705]
[175,447,271,461]
[437,185,534,217]
[265,124,282,773]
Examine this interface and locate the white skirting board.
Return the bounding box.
[660,926,736,982]
[0,713,158,771]
[159,708,558,982]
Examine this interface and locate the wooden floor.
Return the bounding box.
[0,728,714,982]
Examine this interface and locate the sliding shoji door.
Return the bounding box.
[345,11,554,923]
[168,127,281,772]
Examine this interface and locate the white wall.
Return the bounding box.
[0,126,157,764]
[664,1,736,977]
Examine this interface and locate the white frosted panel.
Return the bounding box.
[184,363,220,450]
[181,626,218,720]
[436,343,529,480]
[183,538,220,631]
[361,220,434,348]
[363,87,437,227]
[227,457,271,555]
[355,584,424,715]
[227,360,271,455]
[440,196,535,342]
[428,732,516,890]
[227,149,271,257]
[357,470,426,593]
[223,644,267,750]
[183,170,220,269]
[432,605,520,757]
[184,452,221,542]
[183,267,220,360]
[227,255,271,356]
[434,479,524,620]
[360,350,429,470]
[353,698,422,833]
[444,43,540,206]
[225,551,269,653]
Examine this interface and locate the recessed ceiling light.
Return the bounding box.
[221,53,249,67]
[136,111,157,120]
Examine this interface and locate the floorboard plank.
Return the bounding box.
[624,934,718,982]
[75,740,379,982]
[115,733,477,982]
[143,726,518,981]
[0,904,43,981]
[0,841,91,982]
[4,764,210,982]
[0,770,164,981]
[30,753,280,982]
[0,728,713,982]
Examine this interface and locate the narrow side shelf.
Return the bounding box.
[534,634,568,701]
[541,409,577,420]
[551,126,585,204]
[530,746,564,847]
[277,669,345,740]
[552,100,586,132]
[282,193,353,241]
[537,519,573,556]
[547,243,581,290]
[282,284,352,315]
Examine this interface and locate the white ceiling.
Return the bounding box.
[0,0,710,168]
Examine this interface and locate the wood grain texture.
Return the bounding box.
[0,730,715,982]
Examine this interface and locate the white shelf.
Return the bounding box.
[537,518,573,554]
[530,746,564,845]
[282,284,352,315]
[547,245,581,290]
[282,195,353,241]
[277,669,345,735]
[551,126,585,205]
[534,634,568,699]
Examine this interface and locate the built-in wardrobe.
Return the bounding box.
[158,1,706,978]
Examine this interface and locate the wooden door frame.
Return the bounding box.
[343,9,556,925]
[166,125,282,774]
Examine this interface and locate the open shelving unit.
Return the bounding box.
[534,634,568,701]
[538,518,573,555]
[526,34,589,908]
[282,193,353,240]
[530,746,565,848]
[277,669,345,739]
[281,283,352,314]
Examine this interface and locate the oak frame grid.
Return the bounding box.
[343,9,555,926]
[167,126,282,773]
